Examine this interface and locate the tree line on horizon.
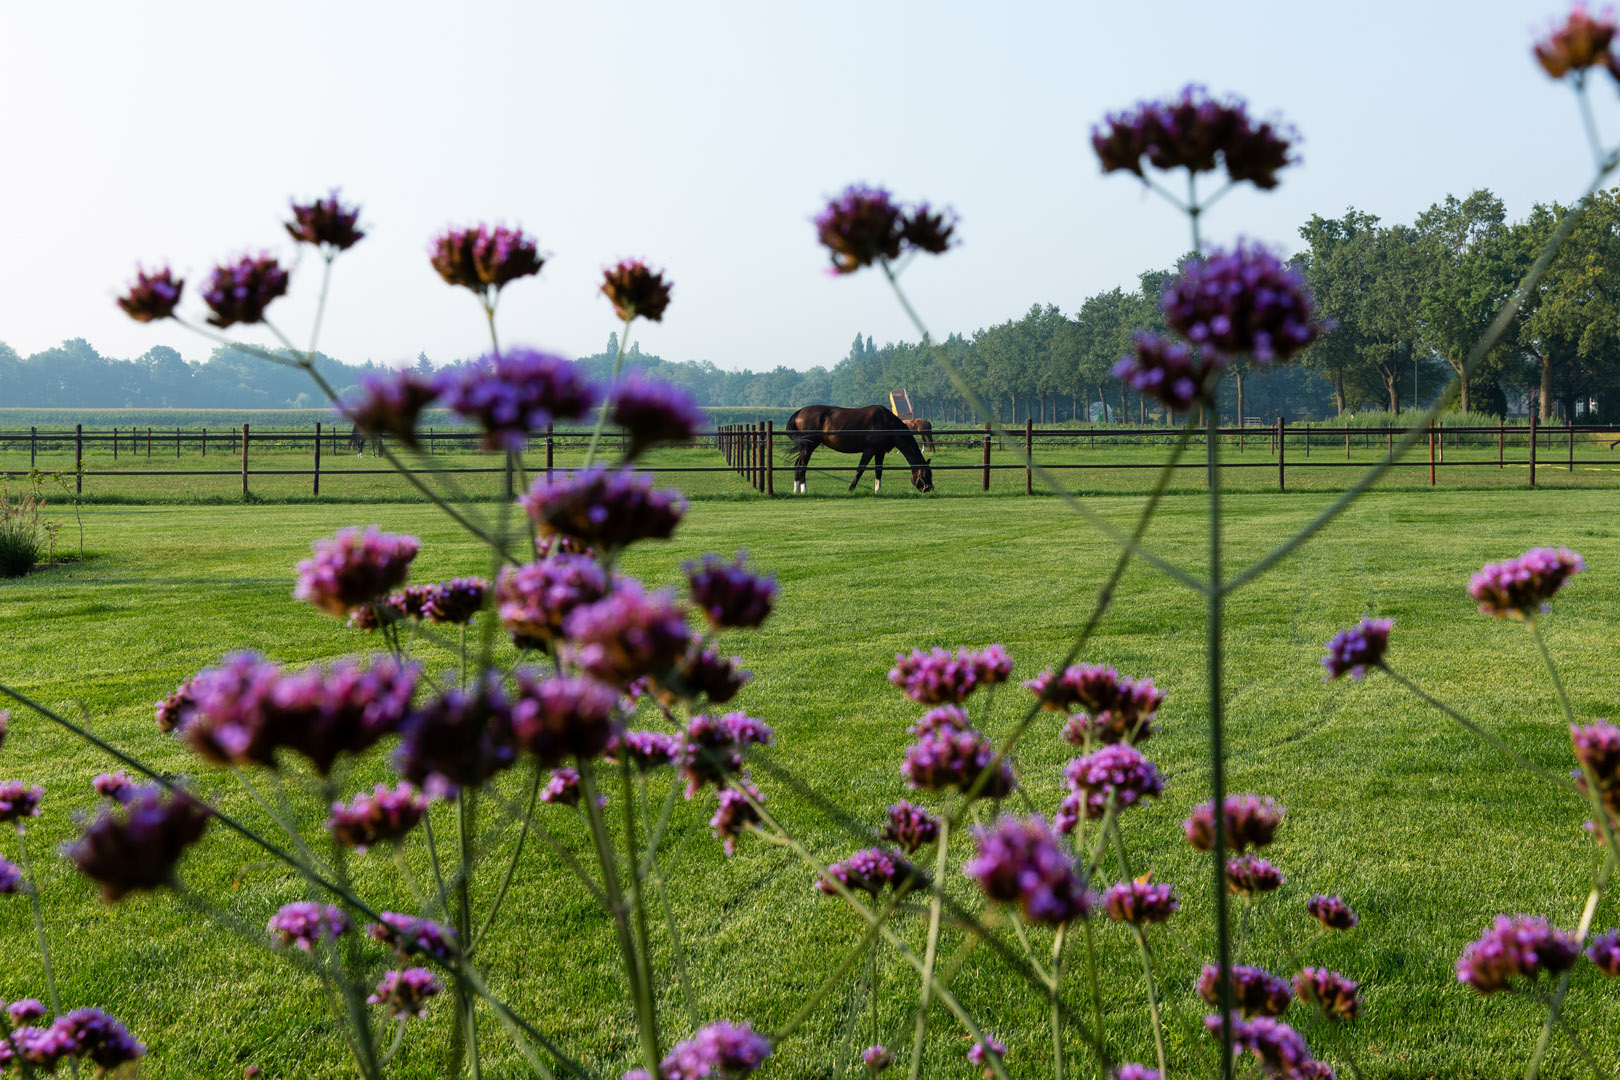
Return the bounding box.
[7,187,1620,424]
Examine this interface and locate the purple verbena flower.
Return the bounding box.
[815,185,906,274]
[117,265,184,323]
[1029,664,1166,746]
[53,1007,146,1073]
[889,645,1012,704]
[564,581,694,688]
[1468,547,1584,619]
[343,371,439,448]
[328,783,425,852]
[92,772,136,802]
[269,901,351,950]
[1586,928,1620,975]
[368,968,442,1019]
[295,527,419,617]
[1162,241,1324,364]
[1103,880,1181,925]
[881,801,942,853]
[395,675,517,798]
[1535,5,1618,78]
[818,847,913,896]
[601,260,673,323]
[862,1044,894,1073]
[511,672,622,765]
[155,678,195,733]
[521,466,687,549]
[683,713,773,796]
[965,815,1094,925]
[366,912,457,961]
[1208,1015,1318,1077]
[1294,968,1361,1020]
[202,254,289,328]
[7,1000,45,1026]
[1323,618,1392,680]
[1307,894,1358,931]
[1092,85,1298,190]
[496,555,609,651]
[438,347,597,451]
[541,767,581,808]
[1457,915,1580,993]
[0,781,44,822]
[1114,333,1217,411]
[1111,1067,1162,1080]
[911,704,969,737]
[65,786,211,901]
[663,646,751,706]
[1185,795,1285,852]
[286,191,364,251]
[1062,744,1165,823]
[901,724,1015,799]
[1226,855,1286,895]
[606,730,683,770]
[710,784,762,857]
[1197,964,1293,1018]
[966,1037,1007,1078]
[183,653,418,774]
[611,373,702,459]
[686,552,778,630]
[430,224,544,295]
[659,1020,771,1080]
[424,577,488,625]
[0,858,22,894]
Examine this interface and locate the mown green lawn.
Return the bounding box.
[0,485,1616,1078]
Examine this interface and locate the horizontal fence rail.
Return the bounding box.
[3,418,1618,498]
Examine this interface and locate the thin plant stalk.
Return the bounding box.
[906,815,950,1080]
[1048,922,1067,1080]
[582,317,633,468]
[472,765,544,953]
[1130,926,1169,1078]
[1206,405,1236,1080]
[1080,920,1106,1056]
[617,759,661,1058]
[17,827,62,1021]
[1381,666,1576,790]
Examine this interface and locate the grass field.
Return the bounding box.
[1,486,1617,1078]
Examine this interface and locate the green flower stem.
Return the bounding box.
[1130,926,1168,1079]
[17,828,61,1021]
[907,814,951,1080]
[1528,619,1577,730]
[617,759,662,1059]
[577,762,660,1073]
[881,263,1207,594]
[1556,1012,1605,1080]
[1207,406,1237,1080]
[421,806,454,921]
[471,765,544,954]
[1527,836,1617,1080]
[582,317,634,468]
[1048,922,1067,1080]
[1080,920,1106,1057]
[1224,152,1620,596]
[231,765,337,881]
[1381,666,1577,791]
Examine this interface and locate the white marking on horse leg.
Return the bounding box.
[874,479,881,493]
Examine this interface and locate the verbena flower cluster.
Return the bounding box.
[431,224,544,296]
[1160,241,1324,365]
[295,527,420,617]
[1468,546,1584,619]
[1184,794,1285,851]
[269,901,351,950]
[1026,663,1166,745]
[1322,617,1391,680]
[965,815,1094,925]
[1196,963,1292,1018]
[1059,743,1165,827]
[327,782,425,851]
[66,786,211,901]
[202,254,289,328]
[686,552,778,630]
[600,260,673,323]
[520,466,686,550]
[658,1021,771,1080]
[7,1007,146,1074]
[1092,84,1297,189]
[814,184,956,275]
[889,645,1012,704]
[1457,915,1580,993]
[610,373,703,460]
[439,348,600,451]
[1534,4,1620,79]
[286,191,365,252]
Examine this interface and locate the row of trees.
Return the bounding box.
[7,187,1620,420]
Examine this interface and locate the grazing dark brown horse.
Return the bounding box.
[786,405,934,494]
[903,418,937,453]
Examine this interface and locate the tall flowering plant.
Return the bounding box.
[0,8,1616,1080]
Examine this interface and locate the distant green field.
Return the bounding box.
[0,405,802,431]
[0,489,1617,1077]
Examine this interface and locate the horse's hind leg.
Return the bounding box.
[793,443,812,494]
[848,450,873,491]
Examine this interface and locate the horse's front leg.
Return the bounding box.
[873,452,886,493]
[848,450,873,491]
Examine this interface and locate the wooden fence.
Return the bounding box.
[4,418,1619,497]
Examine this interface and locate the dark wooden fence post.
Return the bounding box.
[545,423,554,479]
[147,426,152,459]
[765,421,774,497]
[1025,417,1033,495]
[1428,420,1435,486]
[202,428,207,458]
[176,426,181,459]
[1498,419,1504,469]
[113,427,118,461]
[29,426,35,469]
[240,423,250,497]
[1344,424,1350,459]
[1276,417,1286,492]
[982,422,991,492]
[313,422,322,496]
[74,424,83,494]
[1529,415,1538,488]
[1569,420,1576,472]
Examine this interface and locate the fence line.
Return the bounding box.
[6,418,1620,498]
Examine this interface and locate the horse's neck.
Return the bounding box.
[893,434,925,466]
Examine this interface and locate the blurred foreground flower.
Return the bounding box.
[439,347,599,451]
[1457,915,1579,993]
[295,526,419,617]
[203,254,289,328]
[660,1020,771,1080]
[889,644,1011,704]
[286,191,365,252]
[1468,546,1583,619]
[1092,85,1297,190]
[687,551,777,630]
[1323,618,1391,680]
[966,815,1094,925]
[344,371,439,448]
[520,466,686,549]
[1534,5,1618,78]
[612,374,703,460]
[1162,241,1324,364]
[601,260,673,323]
[117,266,184,323]
[67,786,211,901]
[431,224,544,299]
[1197,963,1291,1018]
[815,184,957,274]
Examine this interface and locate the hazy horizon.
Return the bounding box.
[3,1,1610,374]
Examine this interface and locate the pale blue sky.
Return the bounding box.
[1,1,1611,374]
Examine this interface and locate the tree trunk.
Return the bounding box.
[1071,391,1077,422]
[1386,373,1399,415]
[1332,371,1346,415]
[1235,371,1245,432]
[1096,384,1107,422]
[1457,364,1471,413]
[1540,356,1554,420]
[1117,383,1127,428]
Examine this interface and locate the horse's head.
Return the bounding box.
[912,458,934,493]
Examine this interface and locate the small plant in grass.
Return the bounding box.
[0,485,59,577]
[0,8,1616,1079]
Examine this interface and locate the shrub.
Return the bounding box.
[0,488,57,577]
